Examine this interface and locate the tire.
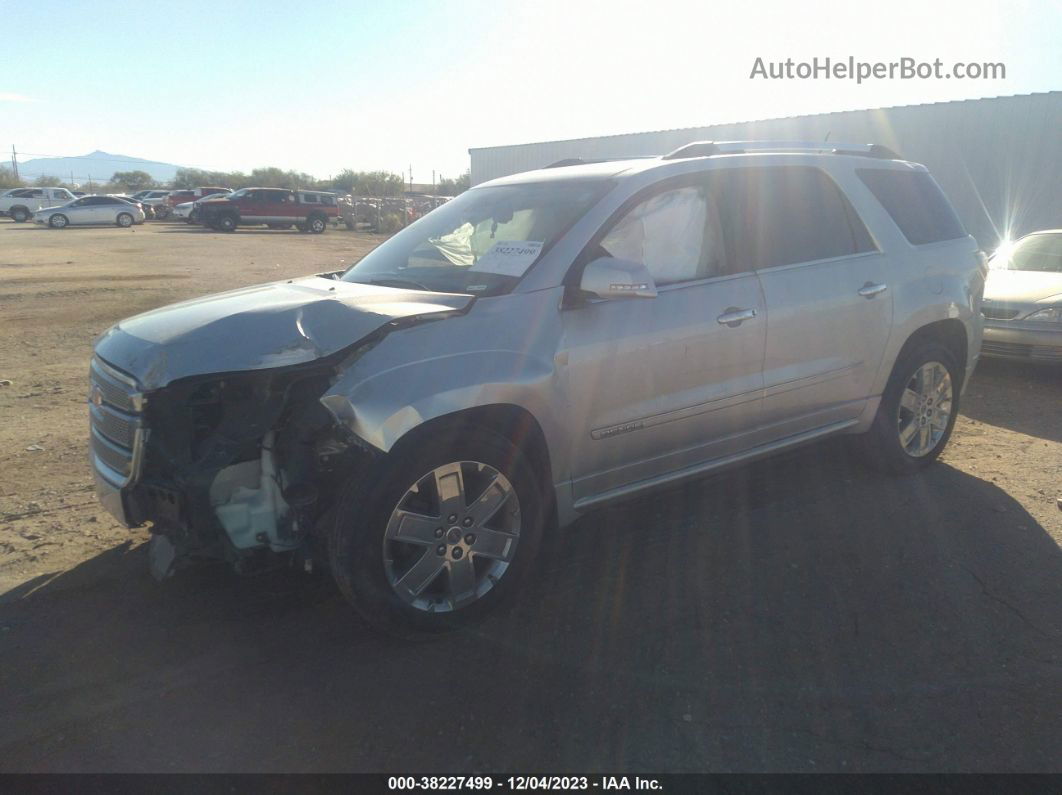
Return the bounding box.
[858,342,961,474]
[328,426,545,638]
[295,221,308,233]
[48,214,68,229]
[216,214,238,232]
[116,212,134,228]
[308,215,327,234]
[10,206,29,223]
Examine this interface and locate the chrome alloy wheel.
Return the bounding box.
[383,461,520,612]
[896,361,953,457]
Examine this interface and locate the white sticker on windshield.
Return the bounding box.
[469,241,544,277]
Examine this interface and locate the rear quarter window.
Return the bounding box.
[857,169,966,245]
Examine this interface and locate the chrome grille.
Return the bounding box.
[981,306,1020,321]
[89,358,145,486]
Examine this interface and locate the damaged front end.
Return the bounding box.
[87,276,474,579]
[94,349,376,579]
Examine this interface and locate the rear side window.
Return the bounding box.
[713,166,875,271]
[856,169,966,245]
[302,193,319,204]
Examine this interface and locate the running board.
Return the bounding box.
[573,419,860,512]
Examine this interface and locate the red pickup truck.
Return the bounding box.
[197,188,338,233]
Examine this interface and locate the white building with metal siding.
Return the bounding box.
[469,92,1062,248]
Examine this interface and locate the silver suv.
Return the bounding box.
[89,141,985,635]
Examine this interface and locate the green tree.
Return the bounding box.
[331,170,404,197]
[0,166,23,188]
[437,169,470,196]
[111,170,156,191]
[33,175,64,187]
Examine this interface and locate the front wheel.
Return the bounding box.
[308,215,327,234]
[116,212,134,228]
[859,342,961,474]
[49,214,68,229]
[328,428,545,637]
[216,214,237,232]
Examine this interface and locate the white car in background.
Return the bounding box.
[174,192,228,223]
[982,230,1062,362]
[34,195,146,228]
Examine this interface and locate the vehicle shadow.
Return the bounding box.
[962,357,1062,442]
[0,440,1060,773]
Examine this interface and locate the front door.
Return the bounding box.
[559,176,766,503]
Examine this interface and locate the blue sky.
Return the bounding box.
[5,0,1061,182]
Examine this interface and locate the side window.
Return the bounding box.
[715,166,875,270]
[856,168,966,245]
[302,193,318,204]
[598,185,723,286]
[27,189,44,198]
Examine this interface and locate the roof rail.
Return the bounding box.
[661,140,903,160]
[544,155,656,169]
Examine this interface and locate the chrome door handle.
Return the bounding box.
[858,282,888,298]
[717,307,757,326]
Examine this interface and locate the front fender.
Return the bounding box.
[320,349,565,457]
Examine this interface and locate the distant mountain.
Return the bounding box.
[16,150,180,185]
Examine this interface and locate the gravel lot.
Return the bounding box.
[0,220,1059,772]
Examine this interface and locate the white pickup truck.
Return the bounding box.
[1,187,77,222]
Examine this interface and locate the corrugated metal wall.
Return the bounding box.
[469,92,1062,248]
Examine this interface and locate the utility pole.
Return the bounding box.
[408,163,413,194]
[10,145,19,182]
[432,170,436,195]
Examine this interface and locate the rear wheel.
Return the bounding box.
[49,214,68,229]
[859,342,961,474]
[295,221,308,233]
[10,207,29,223]
[216,214,238,232]
[116,212,134,228]
[328,428,545,638]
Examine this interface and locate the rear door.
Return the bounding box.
[717,165,892,439]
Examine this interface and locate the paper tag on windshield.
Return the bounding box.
[469,241,544,277]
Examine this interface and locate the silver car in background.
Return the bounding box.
[982,230,1062,362]
[34,195,147,228]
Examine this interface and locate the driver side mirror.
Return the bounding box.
[579,256,658,300]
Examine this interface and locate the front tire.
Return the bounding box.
[329,427,545,637]
[49,214,68,229]
[116,212,134,228]
[216,214,237,232]
[308,215,327,234]
[859,342,961,474]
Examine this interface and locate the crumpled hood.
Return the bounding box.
[94,276,474,390]
[985,269,1062,304]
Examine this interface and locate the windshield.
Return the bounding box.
[340,181,611,295]
[993,233,1062,273]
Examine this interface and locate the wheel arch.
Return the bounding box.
[894,318,968,387]
[388,403,555,498]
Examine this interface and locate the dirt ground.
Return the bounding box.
[0,220,1060,772]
